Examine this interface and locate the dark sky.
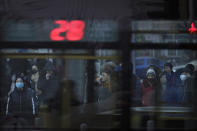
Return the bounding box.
[5,0,131,20]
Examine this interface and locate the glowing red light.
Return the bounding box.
[66,20,85,41]
[50,20,69,41]
[189,22,197,34]
[50,20,85,41]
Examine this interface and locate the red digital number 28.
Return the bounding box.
[50,20,85,41]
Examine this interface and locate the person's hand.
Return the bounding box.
[31,73,39,83]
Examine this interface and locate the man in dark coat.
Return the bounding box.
[163,63,177,88]
[39,62,59,106]
[161,63,182,105]
[5,75,37,126]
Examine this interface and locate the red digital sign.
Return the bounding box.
[50,20,85,41]
[189,22,197,34]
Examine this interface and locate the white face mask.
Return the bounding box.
[46,73,51,80]
[180,74,187,81]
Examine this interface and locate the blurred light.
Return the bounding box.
[66,20,85,41]
[189,22,197,34]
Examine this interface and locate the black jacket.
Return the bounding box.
[6,87,37,116]
[39,76,59,104]
[183,77,194,106]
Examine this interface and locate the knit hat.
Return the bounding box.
[146,68,156,76]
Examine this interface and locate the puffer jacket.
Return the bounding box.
[6,87,37,116]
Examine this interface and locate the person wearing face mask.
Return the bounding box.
[162,62,184,104]
[29,65,42,95]
[39,66,59,106]
[160,71,182,105]
[141,68,159,106]
[5,75,38,125]
[179,68,194,106]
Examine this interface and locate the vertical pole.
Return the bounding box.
[86,50,96,103]
[192,57,197,130]
[179,0,188,19]
[188,1,195,129]
[189,0,194,20]
[119,17,132,131]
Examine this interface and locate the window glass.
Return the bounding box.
[136,59,145,66]
[0,49,123,129]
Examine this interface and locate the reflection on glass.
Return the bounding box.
[0,49,121,129]
[0,49,197,130]
[134,50,196,107]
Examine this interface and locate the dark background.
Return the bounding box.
[0,0,196,20]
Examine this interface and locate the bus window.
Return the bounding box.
[133,49,197,107]
[1,0,197,130]
[131,49,197,129]
[0,49,124,129]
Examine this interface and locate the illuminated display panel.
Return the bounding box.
[131,21,197,43]
[50,20,85,41]
[2,20,119,42]
[2,20,197,43]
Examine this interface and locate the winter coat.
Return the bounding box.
[141,79,157,106]
[182,77,194,106]
[162,72,184,105]
[39,76,59,105]
[166,72,177,88]
[6,87,37,116]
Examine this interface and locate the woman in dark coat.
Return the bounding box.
[141,68,159,106]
